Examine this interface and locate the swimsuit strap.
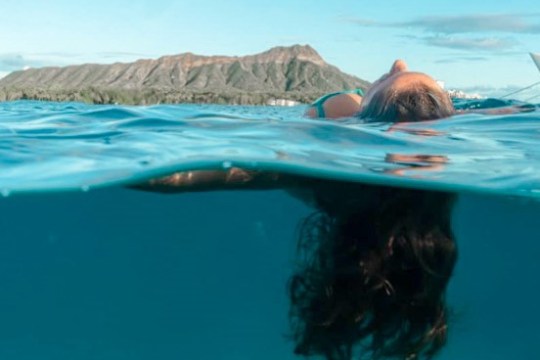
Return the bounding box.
[313,91,341,118]
[315,101,326,118]
[354,88,364,96]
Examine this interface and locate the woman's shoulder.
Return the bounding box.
[306,91,363,119]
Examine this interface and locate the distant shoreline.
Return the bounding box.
[0,87,322,106]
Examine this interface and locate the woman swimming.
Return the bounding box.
[306,59,455,122]
[133,60,460,359]
[290,60,457,360]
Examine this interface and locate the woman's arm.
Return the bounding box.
[130,167,301,193]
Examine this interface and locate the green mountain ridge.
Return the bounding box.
[0,45,370,105]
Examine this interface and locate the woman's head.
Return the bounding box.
[359,60,455,123]
[289,183,457,359]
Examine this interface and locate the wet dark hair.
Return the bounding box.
[359,83,455,123]
[289,183,457,360]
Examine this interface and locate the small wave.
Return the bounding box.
[0,100,539,198]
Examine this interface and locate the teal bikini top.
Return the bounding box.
[311,89,364,118]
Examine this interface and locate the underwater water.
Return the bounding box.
[0,100,540,359]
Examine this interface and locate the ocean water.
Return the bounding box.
[0,100,540,359]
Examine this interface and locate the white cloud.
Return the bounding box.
[399,14,540,34]
[424,36,519,51]
[350,13,540,34]
[0,51,154,74]
[349,13,540,52]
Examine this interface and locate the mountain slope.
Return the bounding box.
[0,45,370,104]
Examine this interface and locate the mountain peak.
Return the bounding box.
[253,44,326,66]
[152,45,326,68]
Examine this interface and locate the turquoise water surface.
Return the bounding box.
[0,100,539,197]
[0,100,539,359]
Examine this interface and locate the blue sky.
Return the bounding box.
[0,0,539,95]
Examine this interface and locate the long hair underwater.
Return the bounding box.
[289,184,457,359]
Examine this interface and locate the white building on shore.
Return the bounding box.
[267,99,301,106]
[447,89,484,99]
